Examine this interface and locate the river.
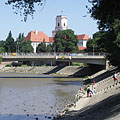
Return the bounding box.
[0,72,82,120]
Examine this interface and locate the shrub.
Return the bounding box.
[72,62,81,66]
[0,57,2,64]
[5,64,12,67]
[83,76,88,79]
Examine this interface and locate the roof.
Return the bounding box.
[24,31,49,42]
[78,46,87,50]
[49,37,54,42]
[77,34,90,40]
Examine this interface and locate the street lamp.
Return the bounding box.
[18,42,19,53]
[93,44,94,56]
[16,42,17,53]
[54,44,56,55]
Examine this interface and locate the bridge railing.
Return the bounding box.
[0,52,106,57]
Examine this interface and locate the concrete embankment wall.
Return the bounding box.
[0,66,86,76]
[0,65,107,77]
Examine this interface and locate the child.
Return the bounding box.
[89,91,93,97]
[92,87,96,95]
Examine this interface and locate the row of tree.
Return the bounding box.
[0,29,79,53]
[0,31,33,53]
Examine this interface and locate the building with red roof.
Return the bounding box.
[24,31,53,53]
[24,15,90,53]
[77,34,90,50]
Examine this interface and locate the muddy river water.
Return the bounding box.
[0,73,82,120]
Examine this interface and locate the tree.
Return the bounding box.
[53,29,79,52]
[20,40,33,53]
[0,41,5,53]
[86,31,107,52]
[46,44,53,52]
[6,0,46,21]
[36,42,46,52]
[89,0,120,66]
[89,0,120,30]
[4,31,16,52]
[16,33,25,53]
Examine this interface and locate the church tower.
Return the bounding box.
[52,15,67,36]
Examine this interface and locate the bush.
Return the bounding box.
[84,87,87,91]
[5,64,12,67]
[83,76,88,79]
[72,62,81,66]
[0,57,2,64]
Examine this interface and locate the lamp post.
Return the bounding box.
[16,42,17,54]
[54,44,56,55]
[18,41,19,53]
[93,44,94,56]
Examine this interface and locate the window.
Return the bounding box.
[58,23,59,26]
[64,23,65,26]
[78,40,83,47]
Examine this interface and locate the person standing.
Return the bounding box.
[87,86,91,97]
[92,87,96,95]
[113,72,118,84]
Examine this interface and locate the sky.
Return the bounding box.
[0,0,98,40]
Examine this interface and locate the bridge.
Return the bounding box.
[0,52,107,67]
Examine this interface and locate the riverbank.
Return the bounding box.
[54,67,120,120]
[0,65,93,77]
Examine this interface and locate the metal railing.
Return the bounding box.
[0,52,106,57]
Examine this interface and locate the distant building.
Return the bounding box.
[24,31,53,53]
[24,15,90,53]
[52,15,90,50]
[77,34,90,50]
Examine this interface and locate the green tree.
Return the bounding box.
[36,42,47,52]
[46,44,53,52]
[89,0,120,66]
[16,33,25,53]
[4,31,16,52]
[20,40,33,53]
[86,31,107,52]
[0,41,5,53]
[53,29,79,52]
[89,0,120,30]
[0,47,5,53]
[6,0,46,21]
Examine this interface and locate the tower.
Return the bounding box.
[52,15,67,36]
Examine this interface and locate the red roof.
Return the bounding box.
[77,34,90,40]
[78,46,87,50]
[49,37,54,42]
[24,31,49,42]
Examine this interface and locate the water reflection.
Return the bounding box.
[0,73,82,120]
